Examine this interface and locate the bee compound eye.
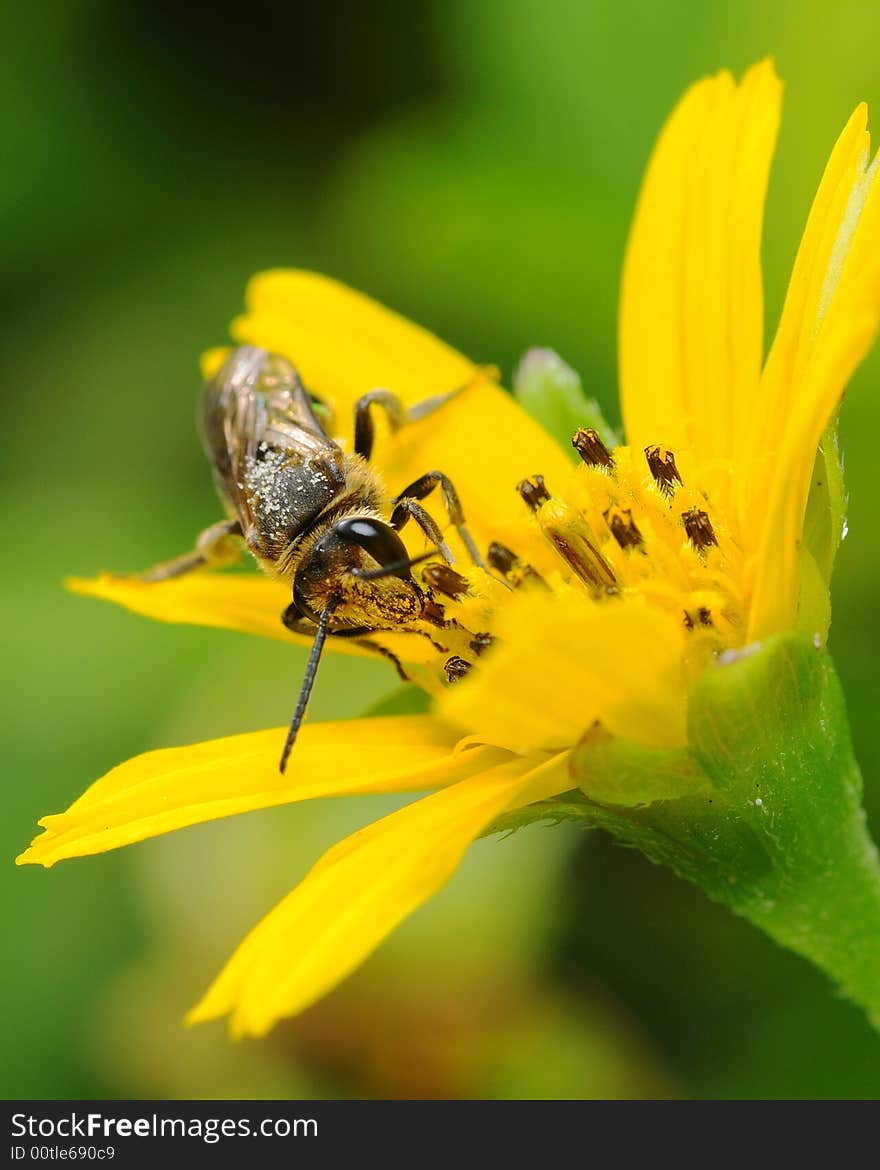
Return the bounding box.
[333,517,412,579]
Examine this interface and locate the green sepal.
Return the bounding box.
[572,721,711,806]
[513,348,619,459]
[801,415,847,584]
[797,417,847,641]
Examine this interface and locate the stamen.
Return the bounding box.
[487,541,548,589]
[603,506,644,552]
[420,597,448,627]
[421,563,470,600]
[528,491,618,594]
[645,445,683,498]
[517,475,551,512]
[681,508,717,552]
[572,427,614,470]
[486,541,517,573]
[469,632,493,656]
[548,529,618,592]
[683,606,714,630]
[444,655,472,683]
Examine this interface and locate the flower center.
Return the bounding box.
[421,429,748,691]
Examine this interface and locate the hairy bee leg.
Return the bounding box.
[390,498,455,564]
[137,518,242,582]
[392,471,485,568]
[280,606,312,636]
[353,377,481,460]
[353,390,407,459]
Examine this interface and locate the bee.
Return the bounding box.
[142,346,486,771]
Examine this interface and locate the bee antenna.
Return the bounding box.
[279,597,339,774]
[351,548,439,582]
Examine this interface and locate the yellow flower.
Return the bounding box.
[17,61,880,1037]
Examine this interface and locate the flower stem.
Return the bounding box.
[743,789,880,1028]
[684,633,880,1029]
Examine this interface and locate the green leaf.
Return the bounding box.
[512,348,619,458]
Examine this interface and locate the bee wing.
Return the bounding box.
[200,347,267,529]
[270,365,330,438]
[201,346,347,557]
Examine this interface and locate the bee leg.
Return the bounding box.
[137,518,242,582]
[392,471,485,568]
[349,638,410,682]
[353,380,475,459]
[390,497,455,565]
[353,390,406,459]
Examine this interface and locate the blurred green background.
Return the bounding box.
[3,0,879,1100]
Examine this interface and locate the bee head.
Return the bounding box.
[293,516,424,627]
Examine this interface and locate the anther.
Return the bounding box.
[421,563,470,600]
[487,541,548,589]
[547,530,617,592]
[681,508,717,552]
[683,606,713,630]
[420,597,448,627]
[470,632,493,656]
[603,506,644,552]
[572,427,614,470]
[517,475,551,512]
[645,445,683,498]
[487,541,517,574]
[536,498,617,593]
[444,655,472,683]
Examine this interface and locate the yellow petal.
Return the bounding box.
[749,107,880,639]
[232,270,570,576]
[234,269,479,419]
[187,750,570,1035]
[17,716,506,868]
[66,572,439,666]
[18,711,507,870]
[755,104,871,457]
[437,588,689,753]
[620,61,782,518]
